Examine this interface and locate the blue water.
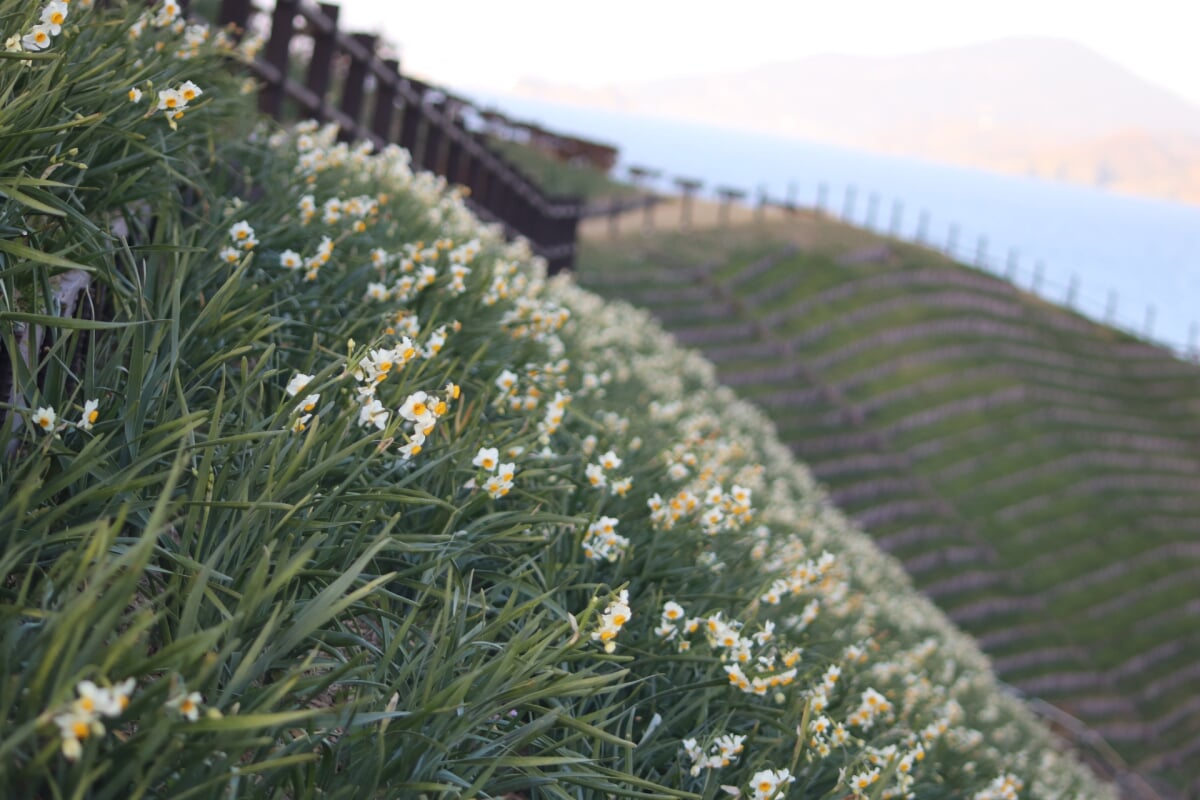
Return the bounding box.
[465,91,1200,353]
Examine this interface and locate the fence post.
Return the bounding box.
[865,192,879,230]
[258,0,296,119]
[486,165,511,227]
[946,224,959,256]
[717,187,745,227]
[443,105,466,184]
[786,182,798,213]
[816,182,828,214]
[1006,249,1019,280]
[371,59,400,143]
[1188,323,1198,359]
[422,97,447,173]
[628,166,660,230]
[841,185,856,222]
[547,196,581,275]
[915,210,929,244]
[399,78,428,156]
[1105,291,1118,323]
[755,185,767,223]
[975,236,988,269]
[461,137,484,197]
[1144,305,1155,338]
[471,151,492,208]
[1065,274,1078,307]
[675,178,702,228]
[889,200,903,237]
[305,3,340,123]
[338,33,377,139]
[1032,261,1044,292]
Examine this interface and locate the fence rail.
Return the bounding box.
[211,0,584,273]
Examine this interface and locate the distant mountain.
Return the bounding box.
[513,37,1200,205]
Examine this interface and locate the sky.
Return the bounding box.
[331,1,1200,106]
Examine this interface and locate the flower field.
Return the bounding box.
[0,2,1114,797]
[575,220,1200,798]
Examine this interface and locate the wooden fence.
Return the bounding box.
[210,0,584,273]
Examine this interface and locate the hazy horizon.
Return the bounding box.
[325,1,1200,107]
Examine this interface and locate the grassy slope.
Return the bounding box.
[0,3,1124,798]
[574,214,1200,798]
[484,136,638,204]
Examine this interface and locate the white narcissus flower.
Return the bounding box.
[228,220,254,243]
[285,373,312,397]
[483,474,512,498]
[78,399,100,431]
[157,88,184,112]
[585,463,606,488]
[32,406,56,433]
[494,369,517,393]
[358,398,388,430]
[472,446,498,472]
[54,709,99,760]
[155,0,181,26]
[662,601,685,622]
[598,450,622,470]
[279,249,301,269]
[178,80,202,103]
[22,24,52,51]
[397,391,430,424]
[295,393,319,415]
[41,1,68,35]
[168,690,203,722]
[398,430,425,460]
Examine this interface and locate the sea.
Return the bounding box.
[463,91,1200,355]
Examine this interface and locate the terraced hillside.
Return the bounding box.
[575,217,1200,799]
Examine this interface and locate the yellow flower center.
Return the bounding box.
[181,699,195,714]
[72,721,89,738]
[411,402,427,417]
[51,11,64,24]
[36,31,48,43]
[165,97,177,108]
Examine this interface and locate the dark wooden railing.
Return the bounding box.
[213,0,584,273]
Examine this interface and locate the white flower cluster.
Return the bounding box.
[591,589,632,653]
